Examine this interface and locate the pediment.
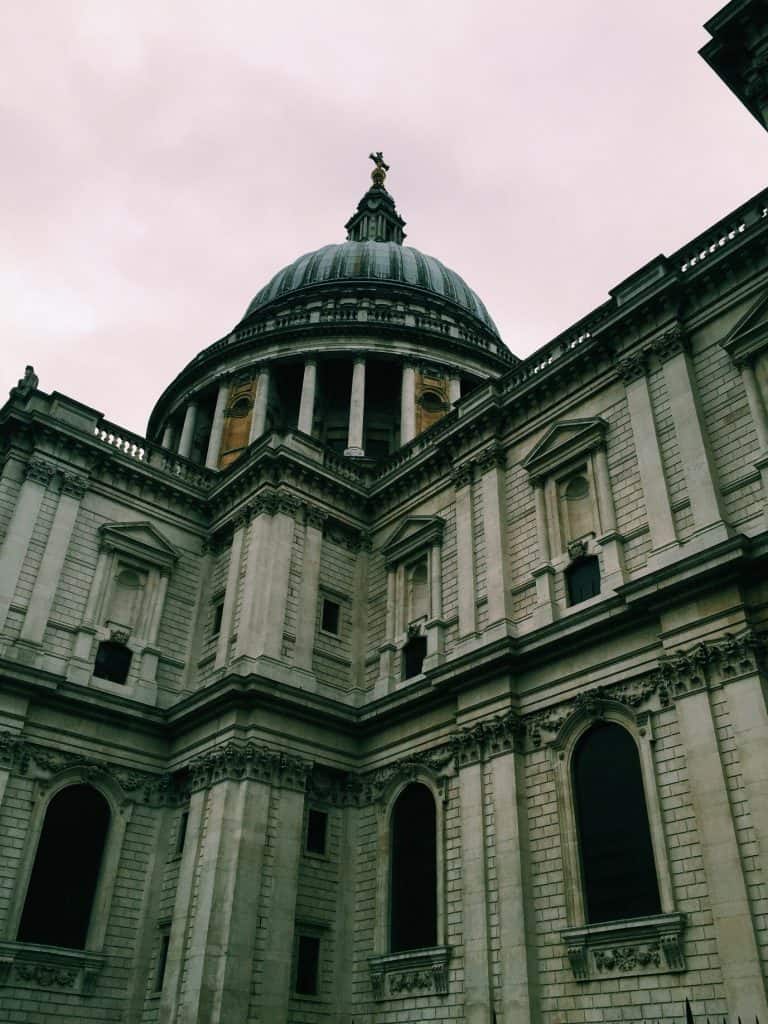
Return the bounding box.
[382,516,445,566]
[720,286,768,365]
[522,418,608,481]
[99,521,179,567]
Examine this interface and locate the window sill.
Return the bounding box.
[0,941,106,996]
[368,946,450,1000]
[562,912,686,982]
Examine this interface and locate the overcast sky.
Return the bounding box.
[2,0,766,436]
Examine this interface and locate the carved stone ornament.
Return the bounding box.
[109,628,130,645]
[25,458,55,487]
[451,709,524,767]
[10,365,39,399]
[0,731,173,806]
[524,629,765,749]
[476,444,506,473]
[567,538,589,561]
[304,505,329,530]
[562,912,686,982]
[249,491,279,517]
[186,740,312,794]
[368,946,450,1000]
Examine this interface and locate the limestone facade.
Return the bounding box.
[1,6,768,1022]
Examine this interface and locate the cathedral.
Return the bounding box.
[0,2,767,1022]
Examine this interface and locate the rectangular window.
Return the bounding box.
[177,810,189,855]
[295,934,320,996]
[155,932,170,992]
[320,599,340,636]
[211,601,224,637]
[306,809,328,855]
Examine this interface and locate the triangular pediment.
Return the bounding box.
[522,418,608,481]
[720,286,768,365]
[99,521,179,567]
[382,515,444,566]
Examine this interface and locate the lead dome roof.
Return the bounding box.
[241,241,500,337]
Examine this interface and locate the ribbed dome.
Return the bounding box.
[241,241,500,336]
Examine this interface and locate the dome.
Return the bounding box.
[240,241,500,337]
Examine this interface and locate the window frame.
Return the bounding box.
[7,767,132,955]
[550,700,674,928]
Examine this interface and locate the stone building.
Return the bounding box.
[0,4,767,1022]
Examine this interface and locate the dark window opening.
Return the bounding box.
[306,809,328,855]
[94,639,132,684]
[390,783,437,952]
[402,636,427,679]
[321,599,340,635]
[211,602,224,637]
[18,784,110,949]
[155,933,170,992]
[176,810,189,855]
[573,722,662,924]
[295,934,320,995]
[565,555,600,606]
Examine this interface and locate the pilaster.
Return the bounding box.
[19,471,87,646]
[205,378,230,469]
[454,464,478,641]
[215,515,247,670]
[293,508,325,676]
[0,458,54,636]
[459,758,493,1023]
[478,446,512,637]
[531,481,556,627]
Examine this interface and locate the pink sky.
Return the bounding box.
[2,0,766,437]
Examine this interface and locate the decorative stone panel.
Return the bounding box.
[561,912,686,982]
[368,946,451,1000]
[0,942,106,997]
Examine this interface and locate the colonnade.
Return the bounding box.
[161,357,463,466]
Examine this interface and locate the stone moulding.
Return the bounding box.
[0,941,106,997]
[368,946,451,1000]
[562,912,687,982]
[186,740,313,793]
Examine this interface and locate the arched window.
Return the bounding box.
[390,783,437,951]
[18,785,111,948]
[572,722,661,923]
[565,555,600,605]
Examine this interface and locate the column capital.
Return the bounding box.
[651,323,689,362]
[25,458,55,488]
[60,471,89,499]
[614,350,648,384]
[452,462,474,489]
[304,505,328,531]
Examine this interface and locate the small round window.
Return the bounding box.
[565,475,590,500]
[229,396,251,419]
[419,391,444,413]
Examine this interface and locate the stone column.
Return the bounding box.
[345,357,366,456]
[178,400,199,460]
[400,361,416,444]
[293,508,325,675]
[479,447,511,635]
[161,423,175,450]
[618,357,678,557]
[260,782,307,1023]
[592,444,625,590]
[459,759,493,1023]
[215,514,247,670]
[449,374,461,406]
[674,685,768,1021]
[658,330,729,543]
[249,367,271,444]
[493,746,538,1024]
[19,472,87,645]
[724,667,768,881]
[0,458,53,635]
[454,464,477,639]
[297,359,317,436]
[205,379,230,469]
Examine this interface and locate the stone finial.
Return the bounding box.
[345,154,406,244]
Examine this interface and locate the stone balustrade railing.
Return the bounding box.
[675,186,768,273]
[94,420,214,489]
